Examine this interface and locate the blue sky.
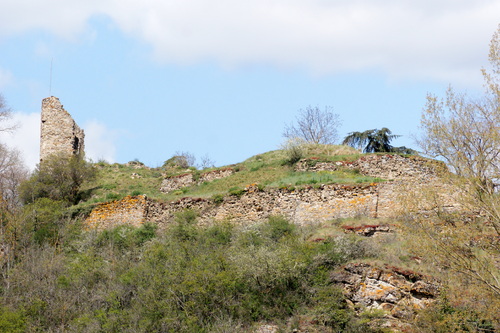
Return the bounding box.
[0,1,499,169]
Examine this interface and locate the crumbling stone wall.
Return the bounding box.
[296,154,443,181]
[160,173,194,193]
[85,195,148,230]
[86,184,382,229]
[85,154,461,229]
[40,96,85,161]
[160,168,234,193]
[149,184,379,228]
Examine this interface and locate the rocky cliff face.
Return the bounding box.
[40,96,85,161]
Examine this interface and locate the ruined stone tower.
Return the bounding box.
[40,96,85,161]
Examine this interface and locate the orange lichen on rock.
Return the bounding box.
[85,195,148,230]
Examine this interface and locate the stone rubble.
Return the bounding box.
[160,168,234,193]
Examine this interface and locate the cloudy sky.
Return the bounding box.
[0,1,499,169]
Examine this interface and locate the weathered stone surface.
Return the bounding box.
[254,324,279,333]
[87,154,465,230]
[86,184,380,229]
[85,195,148,230]
[40,96,84,161]
[330,263,440,320]
[342,224,395,236]
[160,168,234,193]
[200,168,234,183]
[160,173,194,193]
[295,154,443,181]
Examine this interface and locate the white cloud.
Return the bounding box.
[0,112,40,170]
[83,120,118,163]
[1,0,499,83]
[0,0,108,40]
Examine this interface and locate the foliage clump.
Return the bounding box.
[20,153,96,205]
[0,212,390,332]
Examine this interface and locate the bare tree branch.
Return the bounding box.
[0,94,16,133]
[283,106,342,145]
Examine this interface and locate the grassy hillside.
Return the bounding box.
[80,144,382,206]
[6,145,497,332]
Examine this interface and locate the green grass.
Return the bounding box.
[268,170,383,188]
[76,145,384,210]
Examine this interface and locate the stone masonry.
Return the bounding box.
[85,154,462,230]
[160,168,235,193]
[40,96,85,161]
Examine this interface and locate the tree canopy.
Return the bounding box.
[342,128,401,153]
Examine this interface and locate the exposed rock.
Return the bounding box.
[85,195,148,230]
[88,154,465,229]
[126,161,148,169]
[254,324,279,333]
[160,168,234,193]
[341,224,395,236]
[295,154,444,181]
[199,168,234,183]
[330,263,440,321]
[40,96,85,161]
[160,173,194,193]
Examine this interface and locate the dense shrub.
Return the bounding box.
[0,212,388,332]
[19,153,96,205]
[22,198,67,245]
[0,306,26,333]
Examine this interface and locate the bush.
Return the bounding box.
[211,194,224,204]
[263,215,296,241]
[172,209,198,241]
[20,153,96,205]
[97,223,157,250]
[281,138,305,166]
[163,151,196,169]
[22,198,67,245]
[308,286,351,329]
[0,306,26,333]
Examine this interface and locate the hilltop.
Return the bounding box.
[3,144,498,332]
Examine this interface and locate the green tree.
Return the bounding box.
[20,153,96,205]
[342,127,401,153]
[413,25,500,298]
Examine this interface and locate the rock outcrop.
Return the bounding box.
[331,263,440,327]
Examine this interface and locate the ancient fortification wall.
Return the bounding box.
[295,154,443,181]
[160,168,234,193]
[40,96,85,161]
[85,196,148,230]
[85,155,459,230]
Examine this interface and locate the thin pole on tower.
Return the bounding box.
[49,58,53,96]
